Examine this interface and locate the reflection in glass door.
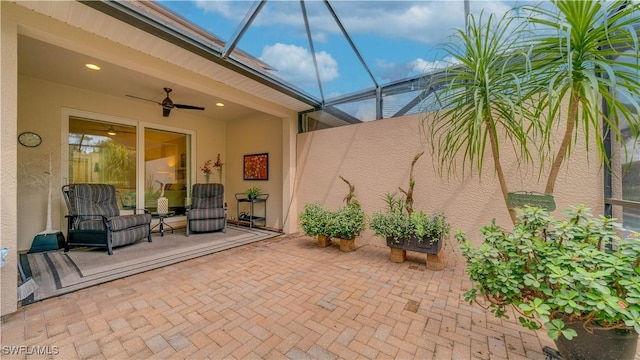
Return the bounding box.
[68,117,137,209]
[144,128,190,215]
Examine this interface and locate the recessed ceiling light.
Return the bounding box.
[85,63,101,71]
[216,102,225,107]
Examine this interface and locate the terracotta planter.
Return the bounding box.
[339,238,355,252]
[317,235,331,248]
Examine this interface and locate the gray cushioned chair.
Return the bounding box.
[62,184,152,255]
[186,183,227,236]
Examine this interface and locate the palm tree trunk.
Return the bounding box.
[487,121,516,224]
[545,92,580,195]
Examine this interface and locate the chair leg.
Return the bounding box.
[147,224,152,242]
[186,221,190,237]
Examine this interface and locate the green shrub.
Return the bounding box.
[328,201,366,240]
[299,203,331,237]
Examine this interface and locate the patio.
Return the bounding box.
[1,234,557,359]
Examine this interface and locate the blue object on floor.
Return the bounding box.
[28,232,65,253]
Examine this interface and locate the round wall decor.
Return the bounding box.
[18,131,42,147]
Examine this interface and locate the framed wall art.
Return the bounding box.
[243,153,268,180]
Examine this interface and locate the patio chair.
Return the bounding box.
[186,183,227,236]
[62,184,152,255]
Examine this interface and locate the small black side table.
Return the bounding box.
[151,211,175,236]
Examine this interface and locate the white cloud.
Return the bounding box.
[194,1,525,45]
[374,57,456,82]
[410,57,458,74]
[260,43,339,86]
[194,0,240,18]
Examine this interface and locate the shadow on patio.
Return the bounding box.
[2,233,557,359]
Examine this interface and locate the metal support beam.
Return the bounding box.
[300,1,325,104]
[222,1,266,60]
[322,1,378,90]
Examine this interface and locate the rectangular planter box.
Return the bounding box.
[386,235,443,255]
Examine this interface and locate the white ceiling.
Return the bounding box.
[18,35,262,122]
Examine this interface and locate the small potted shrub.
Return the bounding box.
[457,205,640,359]
[299,202,332,247]
[328,200,366,252]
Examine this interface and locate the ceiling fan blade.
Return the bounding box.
[126,94,161,105]
[174,104,205,110]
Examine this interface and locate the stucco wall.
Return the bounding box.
[294,113,603,246]
[226,114,284,230]
[1,2,19,317]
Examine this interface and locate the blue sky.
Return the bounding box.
[158,1,526,101]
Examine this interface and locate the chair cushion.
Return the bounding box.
[192,184,224,209]
[188,208,226,221]
[109,214,152,231]
[69,184,120,222]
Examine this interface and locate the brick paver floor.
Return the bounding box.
[1,233,556,359]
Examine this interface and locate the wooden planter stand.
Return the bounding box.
[386,236,445,270]
[317,235,331,248]
[339,238,355,252]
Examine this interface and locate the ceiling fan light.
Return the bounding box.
[107,130,117,135]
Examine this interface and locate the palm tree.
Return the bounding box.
[426,0,640,223]
[523,0,640,195]
[425,10,533,223]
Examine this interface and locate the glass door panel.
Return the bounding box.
[68,117,137,209]
[144,128,189,215]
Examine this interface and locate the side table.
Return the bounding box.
[151,211,175,236]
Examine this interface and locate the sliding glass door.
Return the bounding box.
[67,116,191,215]
[144,128,189,215]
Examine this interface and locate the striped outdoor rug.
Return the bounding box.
[18,225,281,305]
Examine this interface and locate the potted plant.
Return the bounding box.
[370,193,450,264]
[244,186,261,200]
[328,200,366,252]
[325,176,367,252]
[299,202,332,247]
[457,205,640,359]
[369,152,451,268]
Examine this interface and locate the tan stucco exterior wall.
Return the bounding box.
[1,2,20,317]
[226,113,286,231]
[294,113,603,246]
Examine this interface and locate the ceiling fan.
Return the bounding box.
[126,87,205,117]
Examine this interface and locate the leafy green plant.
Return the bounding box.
[458,205,640,341]
[369,153,450,245]
[298,203,331,238]
[411,211,450,242]
[244,186,261,199]
[328,200,366,240]
[370,196,449,244]
[425,1,640,224]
